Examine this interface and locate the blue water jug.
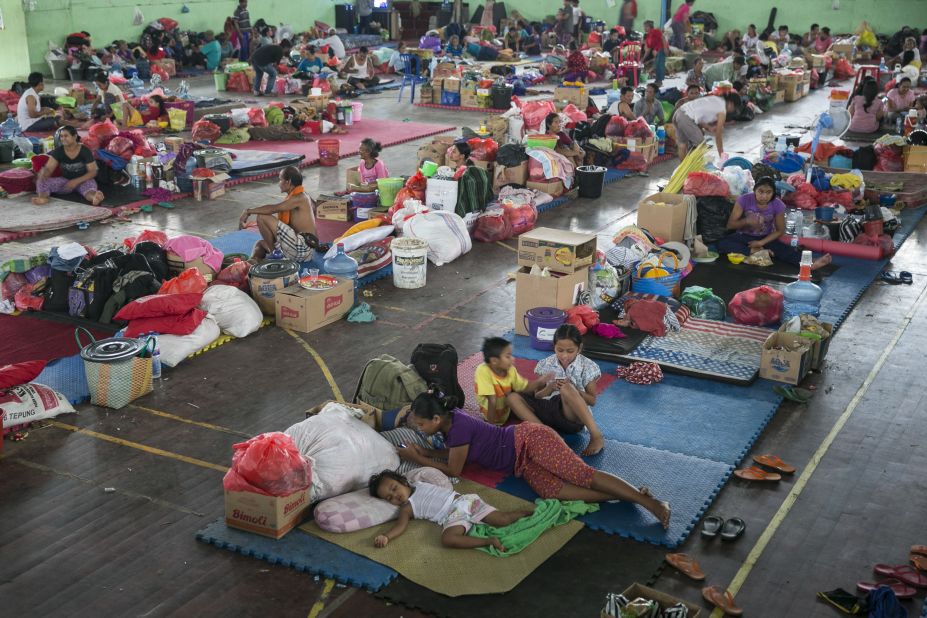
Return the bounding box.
[1,113,22,139]
[782,251,823,321]
[323,243,359,304]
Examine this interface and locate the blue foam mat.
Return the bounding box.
[195,519,397,591]
[34,354,89,405]
[495,435,731,548]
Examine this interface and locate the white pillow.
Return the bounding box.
[157,315,221,368]
[285,402,399,502]
[324,225,395,260]
[200,285,263,338]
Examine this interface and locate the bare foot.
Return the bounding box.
[582,434,605,456]
[489,537,506,552]
[639,486,652,497]
[88,191,104,206]
[811,253,832,271]
[31,196,49,205]
[648,499,671,530]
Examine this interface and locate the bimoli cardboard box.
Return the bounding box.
[904,145,927,173]
[553,86,588,109]
[192,173,229,201]
[167,255,217,282]
[461,88,479,108]
[601,583,702,618]
[514,266,588,335]
[224,487,311,539]
[517,227,597,274]
[442,77,461,93]
[346,168,361,189]
[778,322,833,371]
[526,178,566,197]
[275,277,353,334]
[315,195,352,221]
[637,192,692,242]
[760,332,813,385]
[493,161,529,191]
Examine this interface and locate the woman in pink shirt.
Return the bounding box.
[815,27,833,53]
[848,79,885,134]
[887,77,916,123]
[670,0,694,50]
[354,138,390,192]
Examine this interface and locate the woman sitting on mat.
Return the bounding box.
[353,138,390,192]
[562,42,589,83]
[544,113,585,169]
[341,46,379,90]
[368,469,533,551]
[32,126,104,206]
[396,391,671,528]
[507,324,606,456]
[718,176,832,270]
[847,78,885,135]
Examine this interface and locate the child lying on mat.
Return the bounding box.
[368,470,534,552]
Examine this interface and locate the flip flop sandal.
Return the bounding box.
[873,564,927,587]
[856,578,917,599]
[911,545,927,557]
[140,204,153,213]
[665,552,706,580]
[720,517,746,542]
[900,271,913,284]
[816,588,866,615]
[880,271,902,285]
[733,466,782,482]
[753,454,797,474]
[701,514,724,539]
[773,385,813,403]
[702,585,743,616]
[157,201,174,209]
[910,554,927,572]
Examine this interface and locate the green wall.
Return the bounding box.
[0,0,32,81]
[501,0,925,38]
[20,0,337,77]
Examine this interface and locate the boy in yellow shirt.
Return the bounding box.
[474,337,553,425]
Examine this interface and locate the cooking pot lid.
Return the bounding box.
[80,337,144,362]
[250,259,299,279]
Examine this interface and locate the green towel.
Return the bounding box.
[468,499,598,557]
[347,302,376,323]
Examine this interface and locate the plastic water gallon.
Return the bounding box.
[1,114,22,139]
[782,251,823,321]
[324,243,359,303]
[656,126,666,155]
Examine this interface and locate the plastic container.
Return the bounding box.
[420,160,438,177]
[782,251,823,321]
[376,177,404,206]
[815,206,835,222]
[606,89,621,109]
[249,259,300,315]
[490,83,513,110]
[1,114,21,139]
[656,126,666,156]
[525,134,558,149]
[324,243,359,303]
[0,140,15,164]
[524,307,567,351]
[318,138,341,166]
[351,101,363,122]
[213,71,228,91]
[390,237,429,289]
[829,154,853,169]
[576,165,606,199]
[47,58,69,80]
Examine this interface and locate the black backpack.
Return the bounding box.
[410,344,465,408]
[853,146,877,171]
[131,241,168,282]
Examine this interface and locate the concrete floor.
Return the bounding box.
[1,75,926,617]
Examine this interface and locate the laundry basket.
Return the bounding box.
[318,138,340,166]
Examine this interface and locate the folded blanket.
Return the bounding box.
[468,498,598,557]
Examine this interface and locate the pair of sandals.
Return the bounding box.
[733,454,796,482]
[701,515,746,541]
[663,554,744,616]
[880,270,913,285]
[855,546,927,599]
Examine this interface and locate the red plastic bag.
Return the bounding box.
[223,432,312,496]
[151,63,169,82]
[105,136,136,160]
[562,103,587,124]
[312,77,332,93]
[14,283,44,312]
[522,100,557,131]
[605,116,629,137]
[191,120,221,144]
[226,72,251,93]
[392,186,423,209]
[683,172,730,197]
[213,259,251,291]
[88,119,119,147]
[248,108,268,128]
[624,117,654,139]
[124,229,169,250]
[158,17,178,31]
[728,285,783,326]
[565,304,600,335]
[617,151,649,172]
[1,272,28,303]
[158,268,208,295]
[473,209,514,242]
[0,360,48,390]
[783,182,819,209]
[404,171,427,193]
[501,200,537,235]
[467,138,499,162]
[834,58,855,80]
[816,190,853,208]
[874,144,903,172]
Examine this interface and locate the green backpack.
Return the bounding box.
[353,354,428,411]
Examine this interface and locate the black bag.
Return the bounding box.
[68,261,119,321]
[131,241,168,282]
[44,269,74,313]
[696,197,735,244]
[852,146,877,171]
[410,343,465,408]
[590,113,613,138]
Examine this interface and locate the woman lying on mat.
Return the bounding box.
[368,469,533,551]
[397,391,671,528]
[718,176,832,270]
[32,126,104,206]
[351,138,390,192]
[507,324,605,456]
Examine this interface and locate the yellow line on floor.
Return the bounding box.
[48,421,229,473]
[710,285,927,617]
[128,404,252,438]
[284,328,345,401]
[495,241,517,252]
[307,578,335,618]
[373,304,494,326]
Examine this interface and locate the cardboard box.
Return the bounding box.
[517,227,597,274]
[167,253,217,282]
[904,145,927,173]
[783,80,803,102]
[224,488,311,539]
[432,61,456,80]
[442,77,461,93]
[275,277,353,334]
[494,161,529,190]
[514,266,588,335]
[760,332,813,385]
[472,159,494,174]
[315,195,352,221]
[526,178,565,198]
[810,54,826,69]
[553,86,588,109]
[832,42,854,57]
[601,583,702,618]
[192,173,229,201]
[637,192,691,242]
[774,90,785,104]
[802,71,811,85]
[306,93,331,110]
[779,322,833,371]
[460,89,479,108]
[346,168,361,190]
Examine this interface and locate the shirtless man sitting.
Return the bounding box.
[239,166,319,263]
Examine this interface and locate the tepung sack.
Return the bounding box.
[353,354,428,411]
[411,343,465,407]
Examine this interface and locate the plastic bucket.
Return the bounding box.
[351,101,363,122]
[421,160,438,177]
[525,134,558,149]
[576,165,606,199]
[524,307,566,351]
[829,154,853,169]
[213,71,228,91]
[377,177,404,206]
[391,237,429,289]
[318,138,340,166]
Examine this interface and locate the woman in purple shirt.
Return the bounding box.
[718,177,832,269]
[396,391,670,528]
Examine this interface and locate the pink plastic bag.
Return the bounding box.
[683,172,730,197]
[158,268,207,295]
[565,304,600,335]
[605,116,628,137]
[521,100,557,131]
[248,108,268,128]
[213,259,251,292]
[106,136,136,160]
[467,138,499,162]
[191,120,221,144]
[223,432,312,497]
[624,118,654,139]
[473,209,514,242]
[562,103,587,124]
[728,285,783,326]
[501,200,537,235]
